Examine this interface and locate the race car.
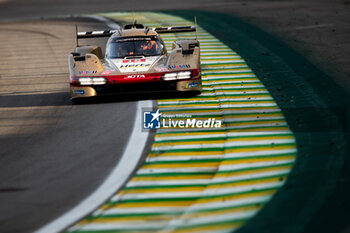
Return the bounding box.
[68,22,202,101]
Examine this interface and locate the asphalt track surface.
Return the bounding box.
[0,19,141,233]
[0,0,349,233]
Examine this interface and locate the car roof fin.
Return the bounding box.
[144,27,150,35]
[124,21,145,30]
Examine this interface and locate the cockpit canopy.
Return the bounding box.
[106,36,163,58]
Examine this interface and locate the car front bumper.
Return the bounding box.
[70,78,202,100]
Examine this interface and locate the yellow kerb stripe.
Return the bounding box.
[153,135,295,147]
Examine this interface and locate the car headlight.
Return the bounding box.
[163,73,177,81]
[177,71,191,79]
[162,71,192,81]
[78,77,107,85]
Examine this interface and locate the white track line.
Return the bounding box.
[151,139,295,150]
[101,207,187,215]
[126,169,291,187]
[155,131,292,141]
[36,100,152,233]
[146,149,296,161]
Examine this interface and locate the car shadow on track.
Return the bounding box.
[0,92,71,107]
[0,91,200,107]
[71,91,201,105]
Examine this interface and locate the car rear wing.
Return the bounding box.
[151,26,196,34]
[76,26,196,39]
[77,30,117,39]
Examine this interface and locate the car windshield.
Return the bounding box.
[106,36,162,58]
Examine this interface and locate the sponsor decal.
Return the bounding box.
[101,70,113,75]
[74,90,85,95]
[186,82,199,88]
[169,64,191,69]
[120,63,151,68]
[78,70,97,75]
[143,109,222,130]
[123,59,146,63]
[143,110,161,129]
[126,74,146,79]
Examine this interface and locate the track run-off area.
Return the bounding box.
[49,12,298,233]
